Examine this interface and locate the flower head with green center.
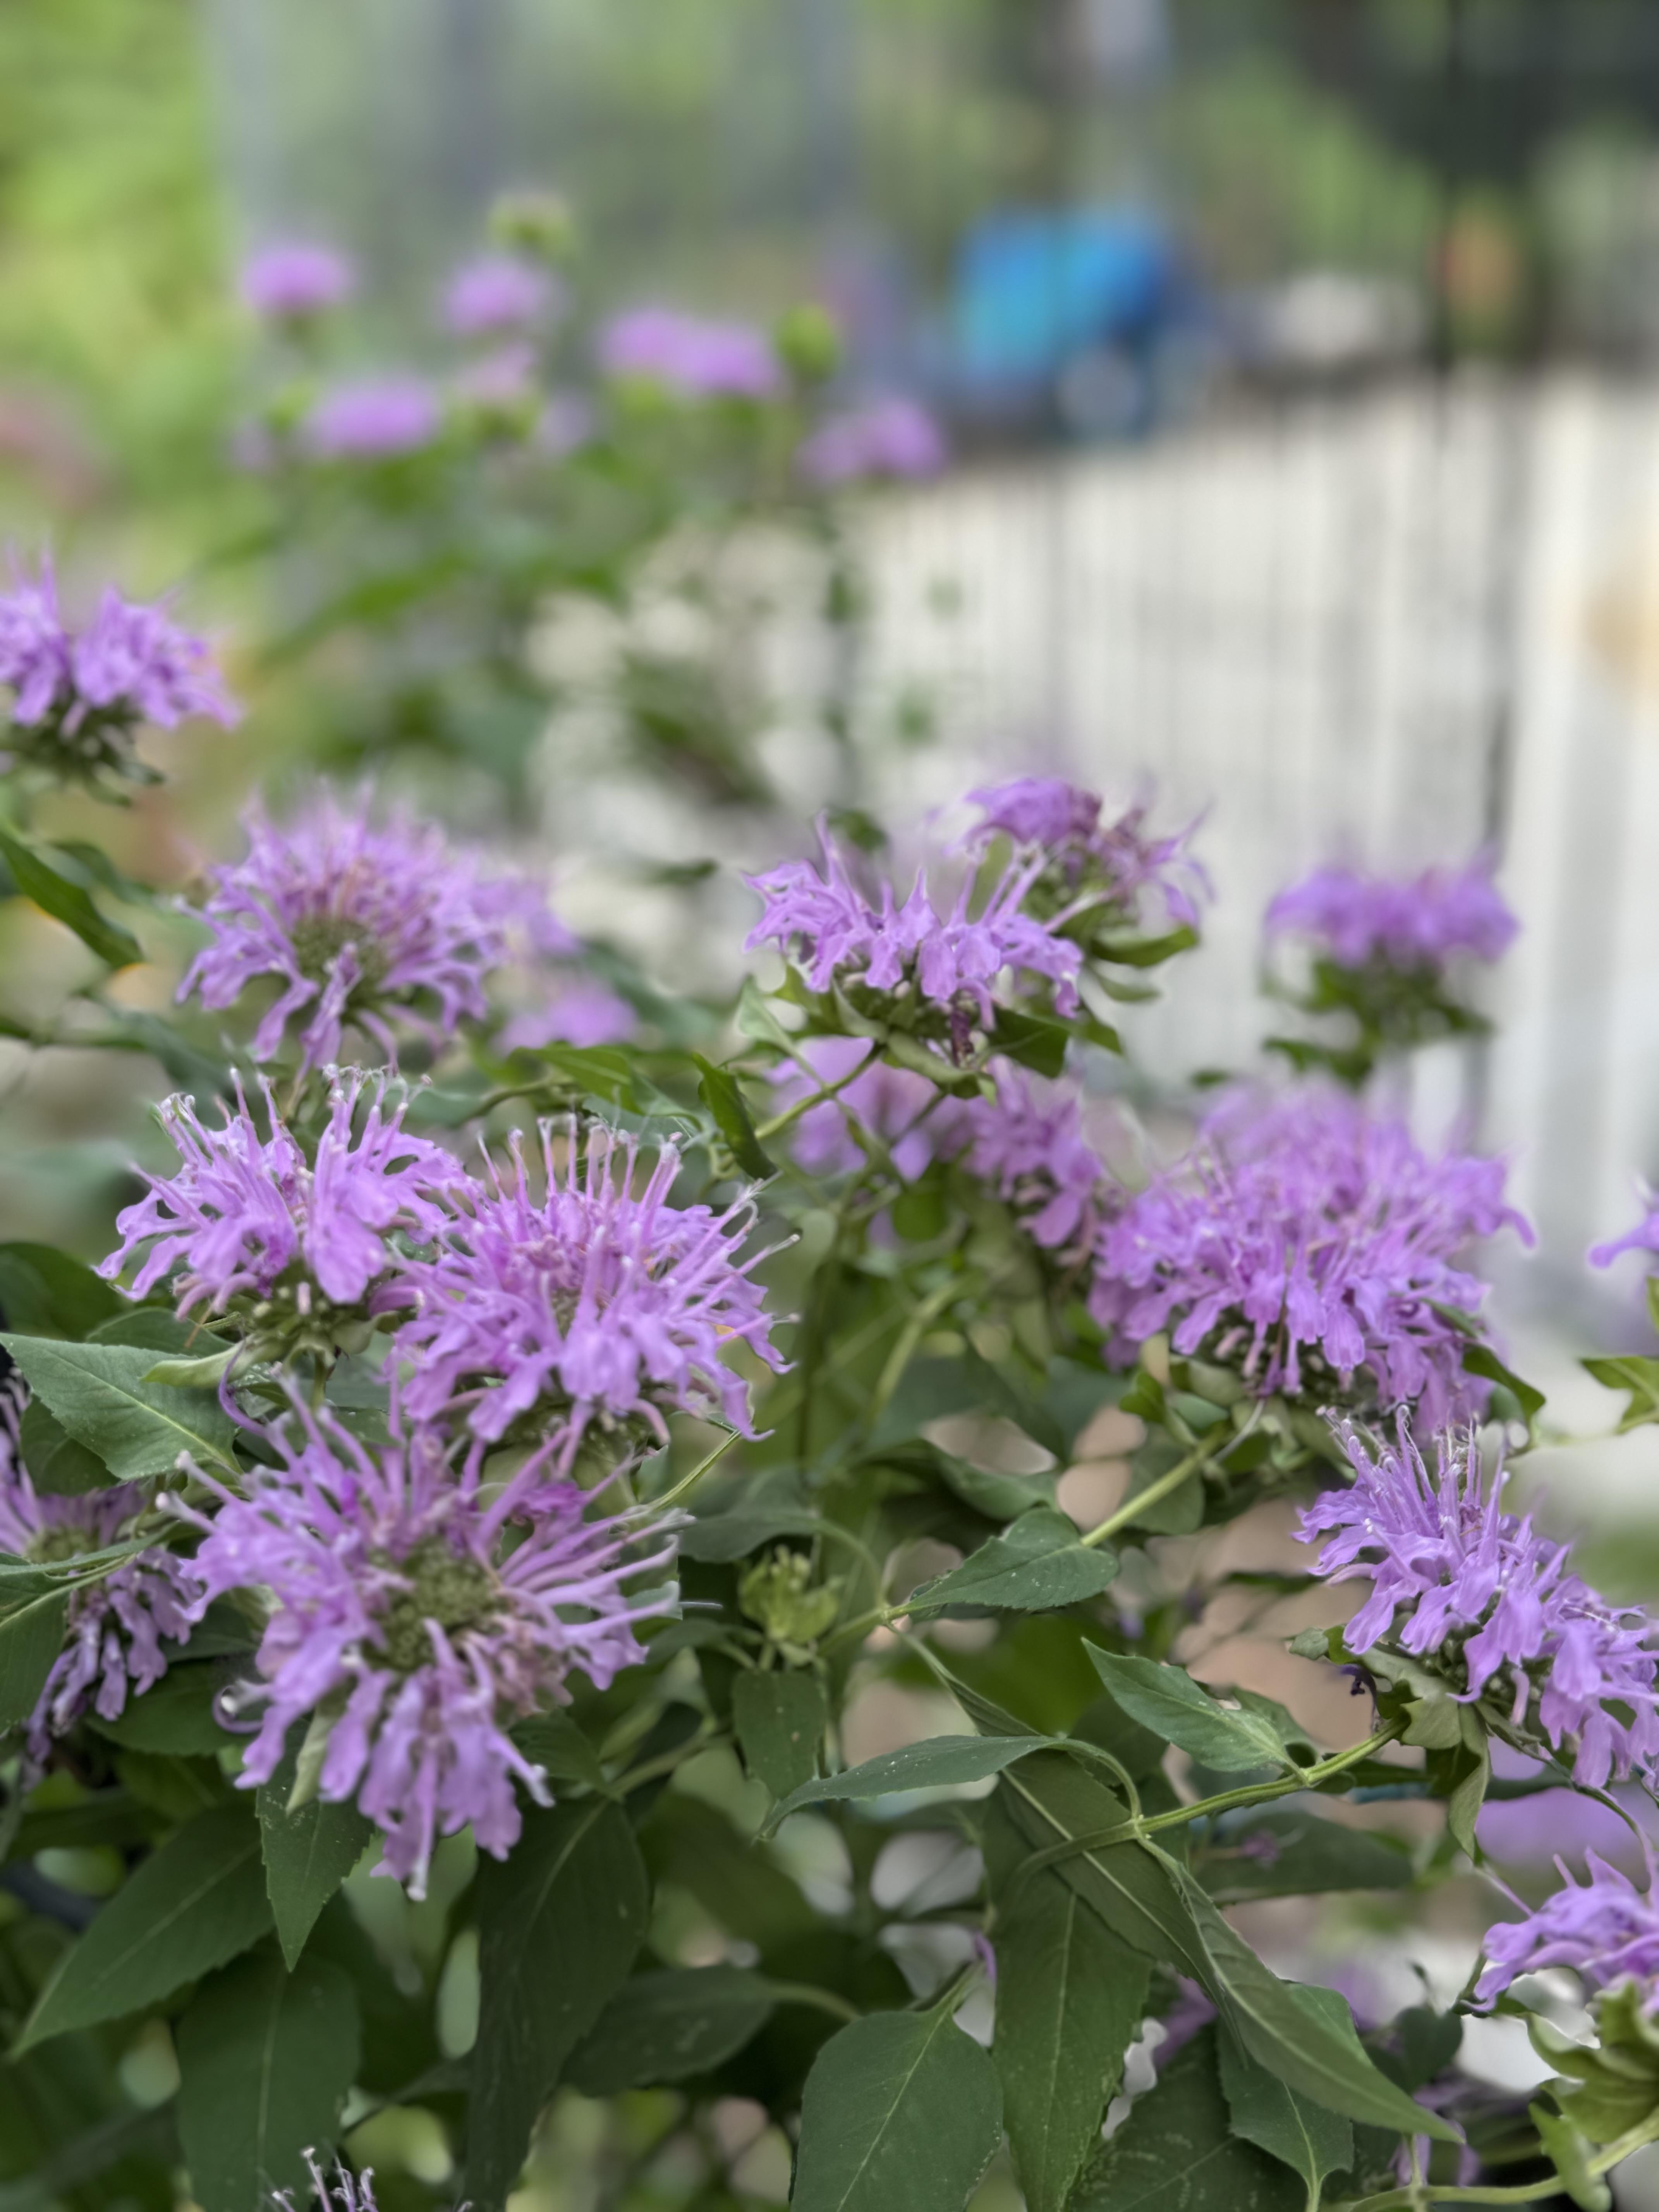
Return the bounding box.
[182,1397,677,1897]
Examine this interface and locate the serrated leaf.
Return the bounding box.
[791,2004,1004,2212]
[1071,2026,1303,2211]
[467,1797,648,2210]
[1218,2013,1353,2203]
[0,1333,238,1477]
[176,1945,360,2212]
[985,1798,1149,2212]
[566,1965,774,2093]
[17,1802,272,2048]
[765,1735,1053,1832]
[1084,1650,1294,1774]
[0,827,143,969]
[733,1669,826,1798]
[256,1735,375,1970]
[907,1508,1118,1613]
[693,1053,775,1178]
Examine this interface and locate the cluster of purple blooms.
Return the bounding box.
[770,1037,950,1184]
[182,1405,677,1896]
[442,253,560,340]
[1091,1085,1530,1427]
[598,307,783,402]
[967,776,1210,936]
[241,242,356,321]
[1476,1850,1659,2011]
[0,557,239,779]
[745,822,1081,1065]
[961,1066,1112,1257]
[797,397,946,487]
[178,790,574,1074]
[1302,1422,1659,1791]
[1266,855,1518,974]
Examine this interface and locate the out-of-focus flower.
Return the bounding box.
[798,397,946,486]
[1590,1183,1659,1273]
[1266,857,1517,974]
[240,242,356,321]
[769,1036,960,1182]
[1475,1851,1659,2009]
[442,253,559,338]
[178,790,574,1074]
[598,307,782,401]
[966,776,1210,935]
[452,342,540,420]
[1153,1977,1218,2063]
[535,392,596,459]
[745,823,1081,1063]
[184,1401,676,1896]
[100,1073,469,1318]
[395,1122,785,1457]
[302,378,443,461]
[498,981,637,1053]
[0,557,238,778]
[1092,1086,1530,1427]
[962,1065,1110,1252]
[1301,1421,1659,1791]
[0,1452,201,1762]
[272,2151,380,2212]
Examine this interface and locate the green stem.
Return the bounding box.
[753,1049,877,1143]
[760,1979,861,2025]
[612,1724,723,1798]
[1079,1436,1216,1549]
[1337,2106,1659,2205]
[866,1272,968,1430]
[633,1428,739,1518]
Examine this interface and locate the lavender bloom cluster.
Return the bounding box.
[769,1037,953,1183]
[598,307,782,401]
[1267,856,1518,974]
[967,776,1210,937]
[241,242,356,321]
[178,790,573,1073]
[301,377,444,462]
[0,558,239,781]
[394,1123,785,1460]
[797,397,946,487]
[1590,1185,1659,1273]
[745,823,1081,1066]
[1476,1852,1659,2010]
[1092,1085,1530,1426]
[0,1394,201,1762]
[1302,1422,1659,1790]
[100,1074,467,1321]
[185,1405,677,1896]
[442,253,559,339]
[962,1066,1111,1256]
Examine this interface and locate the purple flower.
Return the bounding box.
[100,1073,469,1319]
[598,308,782,401]
[0,1448,201,1762]
[1091,1086,1531,1426]
[745,824,1082,1064]
[1589,1183,1659,1272]
[178,790,574,1074]
[442,253,558,338]
[498,981,637,1053]
[1266,857,1518,973]
[769,1037,957,1182]
[1301,1421,1659,1791]
[240,242,356,321]
[302,378,443,461]
[1475,1851,1659,2010]
[967,778,1210,935]
[452,342,540,418]
[184,1401,676,1896]
[798,397,946,486]
[273,2151,379,2212]
[0,557,239,773]
[394,1122,785,1457]
[962,1065,1110,1252]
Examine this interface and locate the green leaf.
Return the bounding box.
[679,1504,822,1562]
[907,1508,1118,1614]
[1083,1651,1295,1774]
[468,1798,649,2210]
[566,1966,774,2094]
[1583,1353,1659,1433]
[17,1803,273,2049]
[988,1007,1070,1080]
[734,973,796,1051]
[733,1669,826,1799]
[256,1735,375,1971]
[1464,1344,1546,1427]
[1096,924,1200,969]
[1195,1809,1413,1903]
[985,1800,1150,2212]
[19,1398,108,1495]
[1218,2014,1353,2204]
[791,2004,1005,2212]
[1071,2027,1304,2211]
[510,1708,609,1791]
[0,1243,125,1339]
[693,1054,775,1178]
[176,1945,360,2212]
[0,1581,67,1731]
[0,1333,238,1478]
[86,1661,238,1756]
[1531,2106,1613,2212]
[766,1735,1053,1832]
[0,827,143,970]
